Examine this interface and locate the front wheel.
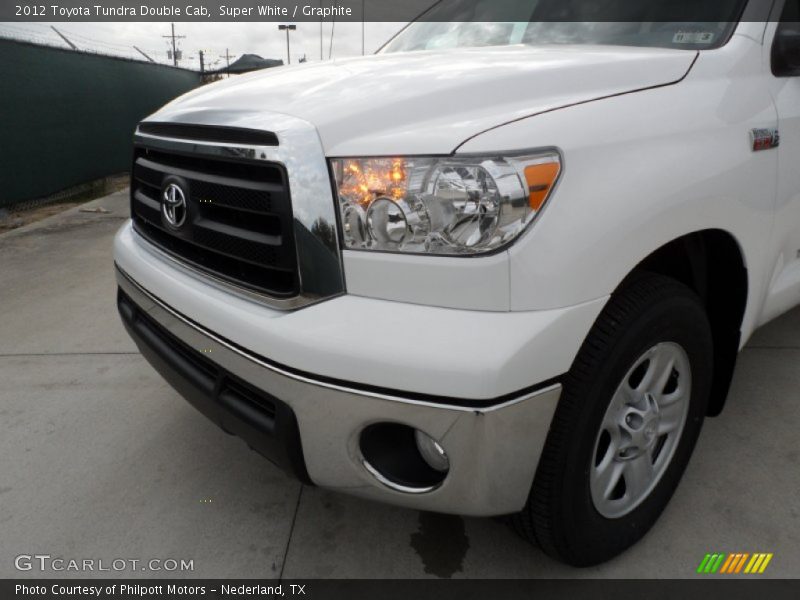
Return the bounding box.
[512,274,714,566]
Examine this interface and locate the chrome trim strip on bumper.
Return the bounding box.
[117,262,559,410]
[117,266,562,515]
[134,109,344,310]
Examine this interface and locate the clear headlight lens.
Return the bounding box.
[331,153,561,255]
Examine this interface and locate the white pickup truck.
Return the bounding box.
[115,0,800,566]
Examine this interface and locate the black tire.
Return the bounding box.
[511,273,714,566]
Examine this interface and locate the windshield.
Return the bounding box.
[381,0,747,53]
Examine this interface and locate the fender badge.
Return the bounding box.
[751,128,780,152]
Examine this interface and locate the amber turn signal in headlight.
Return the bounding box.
[525,162,561,211]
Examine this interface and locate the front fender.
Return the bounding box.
[457,39,777,343]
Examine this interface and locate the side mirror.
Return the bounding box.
[773,25,800,76]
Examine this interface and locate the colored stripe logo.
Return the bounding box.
[697,552,773,574]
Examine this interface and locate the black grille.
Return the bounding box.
[130,145,298,297]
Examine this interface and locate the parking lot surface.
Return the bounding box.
[1,191,798,578]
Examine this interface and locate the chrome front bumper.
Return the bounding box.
[116,267,562,516]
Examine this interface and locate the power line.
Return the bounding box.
[67,29,142,50]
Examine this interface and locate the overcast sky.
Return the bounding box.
[0,21,408,68]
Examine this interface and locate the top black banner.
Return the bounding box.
[2,0,767,23]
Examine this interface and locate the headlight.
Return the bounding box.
[331,152,561,255]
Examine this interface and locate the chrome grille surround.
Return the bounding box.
[132,110,345,310]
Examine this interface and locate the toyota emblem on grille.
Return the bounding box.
[161,182,187,229]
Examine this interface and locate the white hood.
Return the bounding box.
[149,45,697,156]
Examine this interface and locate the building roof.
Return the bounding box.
[213,53,283,74]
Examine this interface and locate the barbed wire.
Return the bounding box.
[0,22,163,56]
[0,27,200,71]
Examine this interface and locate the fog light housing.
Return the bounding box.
[414,429,450,473]
[359,423,449,492]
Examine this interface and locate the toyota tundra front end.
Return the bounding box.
[115,0,800,567]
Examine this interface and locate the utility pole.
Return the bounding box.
[198,50,205,74]
[278,24,296,65]
[329,19,335,59]
[50,26,77,50]
[133,46,155,62]
[162,23,185,66]
[220,48,234,77]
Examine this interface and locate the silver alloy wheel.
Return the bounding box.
[590,342,692,519]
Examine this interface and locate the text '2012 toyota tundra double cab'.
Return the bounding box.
[115,0,800,565]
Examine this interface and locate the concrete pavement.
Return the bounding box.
[1,191,798,578]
